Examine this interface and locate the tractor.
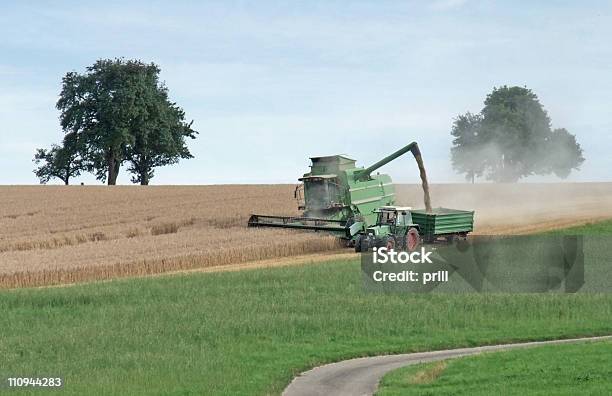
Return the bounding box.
[354,206,421,252]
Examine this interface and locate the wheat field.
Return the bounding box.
[1,183,611,289]
[0,185,341,288]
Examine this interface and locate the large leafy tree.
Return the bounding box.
[546,128,585,178]
[56,58,196,185]
[451,86,584,182]
[33,133,84,185]
[124,69,197,185]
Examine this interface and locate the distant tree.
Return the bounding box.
[56,58,196,185]
[33,133,84,185]
[450,112,483,183]
[124,71,197,185]
[545,128,585,178]
[451,86,584,182]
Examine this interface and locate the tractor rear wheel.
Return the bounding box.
[406,227,420,251]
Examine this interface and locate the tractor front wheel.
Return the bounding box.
[384,236,396,251]
[406,228,420,251]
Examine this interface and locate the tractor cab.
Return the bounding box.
[367,206,415,235]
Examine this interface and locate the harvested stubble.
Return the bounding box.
[0,185,341,288]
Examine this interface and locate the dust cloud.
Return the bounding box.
[395,183,612,234]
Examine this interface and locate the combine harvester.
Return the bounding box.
[248,142,474,250]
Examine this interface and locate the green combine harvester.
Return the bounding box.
[248,142,474,248]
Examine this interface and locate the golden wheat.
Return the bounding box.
[0,185,342,288]
[1,183,611,288]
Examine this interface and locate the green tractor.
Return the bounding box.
[354,206,421,252]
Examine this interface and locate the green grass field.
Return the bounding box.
[1,220,611,395]
[377,341,612,395]
[550,219,612,235]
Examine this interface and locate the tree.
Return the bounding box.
[56,58,196,185]
[450,112,484,183]
[33,133,84,185]
[545,128,585,178]
[124,70,197,185]
[450,86,584,182]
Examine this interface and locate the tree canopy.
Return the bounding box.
[33,132,85,185]
[451,86,584,182]
[37,58,197,185]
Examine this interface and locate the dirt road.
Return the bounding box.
[283,335,612,396]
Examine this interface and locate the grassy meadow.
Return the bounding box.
[2,261,612,394]
[377,341,612,395]
[550,218,612,234]
[1,220,611,395]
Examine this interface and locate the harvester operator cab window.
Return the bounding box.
[306,180,330,209]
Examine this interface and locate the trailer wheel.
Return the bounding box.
[406,227,420,251]
[456,234,469,252]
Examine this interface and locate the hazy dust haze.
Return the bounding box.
[395,183,612,234]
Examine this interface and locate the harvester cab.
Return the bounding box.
[354,206,421,253]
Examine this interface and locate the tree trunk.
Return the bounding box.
[139,157,149,185]
[140,172,149,186]
[471,173,475,184]
[107,152,119,185]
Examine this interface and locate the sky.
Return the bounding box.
[0,0,611,185]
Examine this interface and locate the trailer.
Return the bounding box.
[411,207,474,243]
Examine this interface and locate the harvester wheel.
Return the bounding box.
[361,238,371,252]
[406,227,420,251]
[354,236,363,253]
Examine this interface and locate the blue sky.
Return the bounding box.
[1,0,610,184]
